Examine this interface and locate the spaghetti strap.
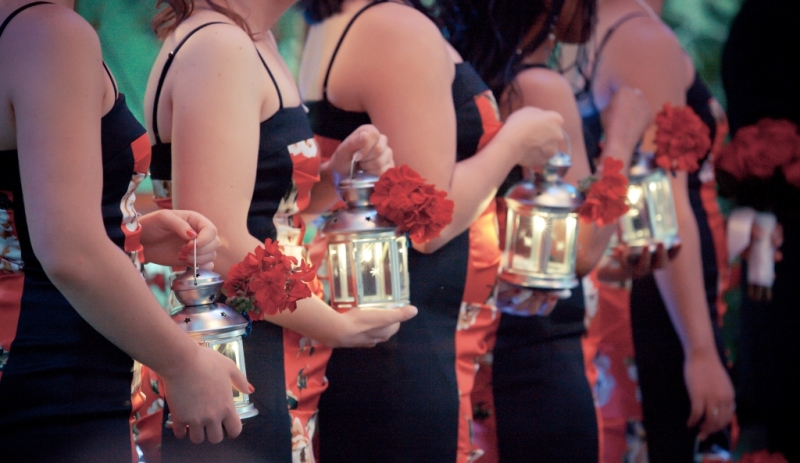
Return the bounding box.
[589,12,649,85]
[321,0,389,101]
[255,50,284,110]
[151,21,227,145]
[576,11,649,114]
[0,2,52,38]
[102,61,118,99]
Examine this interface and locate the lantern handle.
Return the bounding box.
[562,129,571,157]
[193,237,198,286]
[349,153,359,181]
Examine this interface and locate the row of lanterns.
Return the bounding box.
[167,147,679,422]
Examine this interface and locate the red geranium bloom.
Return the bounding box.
[716,118,800,181]
[654,103,711,173]
[370,165,455,244]
[223,238,315,321]
[579,157,630,226]
[739,450,789,463]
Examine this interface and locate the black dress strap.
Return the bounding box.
[0,2,52,38]
[588,12,649,87]
[576,11,649,114]
[102,61,118,99]
[151,21,226,144]
[322,0,389,101]
[255,50,284,110]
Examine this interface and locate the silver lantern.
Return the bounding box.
[500,152,582,289]
[618,150,680,252]
[167,267,258,426]
[322,172,410,310]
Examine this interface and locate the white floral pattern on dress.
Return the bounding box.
[0,192,22,274]
[291,414,317,463]
[457,302,483,331]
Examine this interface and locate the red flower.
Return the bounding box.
[716,118,800,181]
[654,103,711,173]
[578,157,630,226]
[370,165,455,244]
[739,450,789,463]
[222,238,315,321]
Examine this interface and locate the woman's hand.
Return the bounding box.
[499,106,564,168]
[139,210,220,269]
[160,346,252,443]
[743,220,784,262]
[596,242,670,283]
[684,350,735,439]
[494,281,563,316]
[329,124,394,182]
[322,305,418,348]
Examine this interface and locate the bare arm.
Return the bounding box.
[328,4,564,253]
[162,26,414,347]
[598,16,734,435]
[9,8,247,443]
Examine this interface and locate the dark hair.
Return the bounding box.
[299,0,441,26]
[442,0,595,98]
[152,0,254,39]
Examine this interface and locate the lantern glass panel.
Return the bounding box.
[510,212,543,272]
[208,338,245,404]
[356,240,393,303]
[545,214,577,275]
[646,172,678,241]
[329,242,355,303]
[397,236,409,300]
[619,182,652,245]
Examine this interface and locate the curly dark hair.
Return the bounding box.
[441,0,595,98]
[152,0,254,39]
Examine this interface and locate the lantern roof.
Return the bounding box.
[172,267,224,307]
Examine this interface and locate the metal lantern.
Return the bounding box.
[500,152,583,289]
[167,267,258,425]
[322,172,409,310]
[618,150,680,251]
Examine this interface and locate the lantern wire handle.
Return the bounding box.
[193,237,198,286]
[349,152,359,180]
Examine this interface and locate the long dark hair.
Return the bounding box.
[442,0,594,98]
[152,0,253,39]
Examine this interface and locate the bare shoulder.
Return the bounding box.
[2,4,101,59]
[605,15,684,65]
[513,67,576,111]
[167,20,258,73]
[346,2,450,65]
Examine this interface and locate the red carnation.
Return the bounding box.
[717,118,800,181]
[578,157,630,226]
[223,238,315,320]
[654,103,711,173]
[370,165,455,244]
[739,450,789,463]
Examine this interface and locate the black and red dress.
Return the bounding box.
[144,22,328,463]
[0,3,151,461]
[576,13,730,462]
[305,3,503,462]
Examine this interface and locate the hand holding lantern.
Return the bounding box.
[322,167,410,310]
[167,240,258,427]
[499,139,583,290]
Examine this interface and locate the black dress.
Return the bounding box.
[149,22,322,463]
[577,13,730,463]
[306,3,505,461]
[0,4,151,461]
[723,0,800,459]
